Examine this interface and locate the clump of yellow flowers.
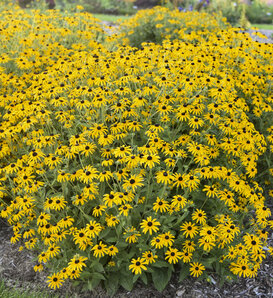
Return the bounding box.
[0,3,273,295]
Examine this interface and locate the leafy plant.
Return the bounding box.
[0,5,273,297]
[246,0,273,24]
[111,6,229,48]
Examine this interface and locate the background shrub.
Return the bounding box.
[110,6,229,48]
[246,0,273,24]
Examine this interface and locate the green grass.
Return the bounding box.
[92,13,131,23]
[251,23,273,30]
[0,280,59,298]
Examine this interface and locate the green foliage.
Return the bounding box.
[246,0,273,24]
[0,280,59,298]
[78,0,136,15]
[207,0,243,25]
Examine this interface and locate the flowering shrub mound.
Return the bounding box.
[1,5,273,296]
[109,6,229,48]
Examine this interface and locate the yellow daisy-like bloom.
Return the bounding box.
[122,174,144,192]
[165,248,183,264]
[160,231,175,247]
[33,263,44,272]
[153,197,169,213]
[180,222,199,239]
[47,273,64,289]
[230,261,251,278]
[143,154,160,168]
[142,251,158,264]
[108,245,119,256]
[124,227,141,244]
[189,262,205,277]
[140,216,161,235]
[91,241,108,258]
[85,220,102,238]
[192,209,207,225]
[129,257,148,275]
[151,235,165,249]
[68,255,88,271]
[156,170,172,185]
[181,250,193,263]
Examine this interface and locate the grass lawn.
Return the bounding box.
[251,23,273,30]
[0,280,59,298]
[92,13,131,23]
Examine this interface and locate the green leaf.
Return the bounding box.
[152,260,169,268]
[117,241,129,249]
[152,266,172,292]
[179,264,189,282]
[104,272,120,297]
[99,227,111,238]
[105,237,118,243]
[92,272,106,280]
[120,272,134,291]
[91,261,105,273]
[133,274,139,283]
[202,257,217,269]
[87,277,101,291]
[140,272,148,285]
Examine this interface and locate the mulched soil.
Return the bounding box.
[1,217,273,298]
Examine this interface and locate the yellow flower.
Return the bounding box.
[91,241,108,258]
[47,273,64,289]
[192,209,207,225]
[140,216,160,235]
[180,222,198,239]
[190,262,205,277]
[129,257,148,275]
[165,248,182,264]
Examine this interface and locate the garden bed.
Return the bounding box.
[1,218,273,297]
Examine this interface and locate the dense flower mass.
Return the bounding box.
[109,6,229,48]
[0,3,273,295]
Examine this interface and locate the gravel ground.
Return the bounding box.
[247,29,273,43]
[1,217,273,298]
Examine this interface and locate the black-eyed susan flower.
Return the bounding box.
[190,262,205,278]
[143,154,160,168]
[124,227,141,244]
[142,251,158,264]
[105,215,119,227]
[92,205,107,217]
[108,245,119,256]
[153,197,169,213]
[230,261,250,278]
[123,174,144,192]
[165,248,183,264]
[129,257,148,275]
[180,222,198,239]
[91,241,108,258]
[47,273,64,289]
[119,204,133,216]
[199,226,217,242]
[171,195,187,210]
[181,250,192,263]
[156,170,172,185]
[85,220,102,238]
[160,231,175,247]
[140,216,160,235]
[192,209,207,225]
[33,263,44,272]
[68,255,88,271]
